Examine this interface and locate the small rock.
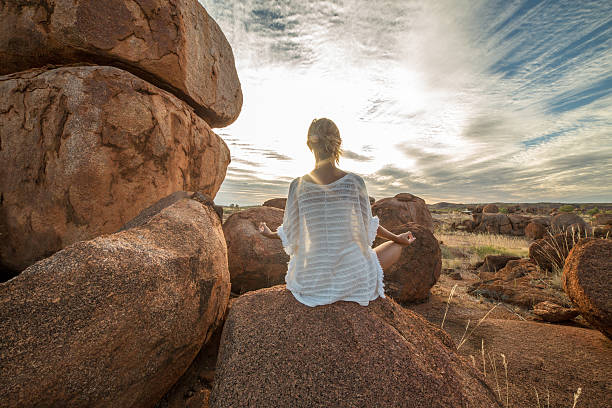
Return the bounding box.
[532,301,579,322]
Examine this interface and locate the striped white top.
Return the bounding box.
[277,172,385,307]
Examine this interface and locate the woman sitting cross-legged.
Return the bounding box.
[259,118,415,307]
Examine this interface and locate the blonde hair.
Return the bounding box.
[307,118,343,164]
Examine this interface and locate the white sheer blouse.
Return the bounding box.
[276,172,385,307]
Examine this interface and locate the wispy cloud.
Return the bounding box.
[202,0,612,205]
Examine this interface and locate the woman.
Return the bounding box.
[259,118,415,307]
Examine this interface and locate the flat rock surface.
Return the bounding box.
[0,197,230,408]
[0,65,229,272]
[0,0,242,126]
[209,285,501,408]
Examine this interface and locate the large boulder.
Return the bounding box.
[474,214,512,234]
[532,301,579,323]
[508,214,529,235]
[0,0,242,126]
[209,285,501,408]
[372,192,434,232]
[528,231,576,272]
[222,207,289,294]
[477,254,520,273]
[594,213,612,226]
[0,195,230,408]
[550,213,588,234]
[525,221,547,240]
[563,238,612,339]
[469,259,569,308]
[483,203,499,213]
[262,197,287,209]
[374,222,441,303]
[0,66,230,272]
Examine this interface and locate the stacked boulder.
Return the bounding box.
[372,193,440,302]
[0,0,240,275]
[1,1,240,406]
[372,192,434,232]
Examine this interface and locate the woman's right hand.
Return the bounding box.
[259,222,272,236]
[394,231,416,246]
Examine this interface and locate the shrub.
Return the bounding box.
[499,207,509,214]
[587,207,599,216]
[559,205,575,213]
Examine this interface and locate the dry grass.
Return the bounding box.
[436,230,530,271]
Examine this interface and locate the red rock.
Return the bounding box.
[563,238,612,339]
[508,214,529,235]
[477,255,520,273]
[483,204,499,213]
[209,285,501,408]
[0,0,242,126]
[0,195,230,408]
[222,207,289,294]
[594,213,612,226]
[550,213,588,234]
[372,192,434,232]
[593,225,612,238]
[529,231,577,272]
[0,66,229,273]
[525,221,547,240]
[469,259,569,308]
[262,197,287,209]
[474,214,512,234]
[532,301,579,322]
[374,222,441,303]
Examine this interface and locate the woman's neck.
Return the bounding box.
[314,156,335,170]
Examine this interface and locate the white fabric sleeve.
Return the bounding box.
[277,179,299,256]
[358,177,379,247]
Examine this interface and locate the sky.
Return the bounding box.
[200,0,612,206]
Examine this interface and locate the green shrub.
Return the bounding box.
[559,204,575,213]
[587,207,600,216]
[499,207,509,214]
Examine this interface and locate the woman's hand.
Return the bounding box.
[258,222,275,238]
[394,231,416,246]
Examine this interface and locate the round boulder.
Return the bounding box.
[525,221,547,240]
[0,194,230,408]
[372,193,434,232]
[529,231,576,272]
[0,0,242,126]
[0,65,230,273]
[475,214,512,235]
[563,238,612,339]
[550,213,588,234]
[223,207,289,294]
[262,198,287,210]
[374,222,441,303]
[209,285,501,408]
[483,204,499,213]
[594,213,612,226]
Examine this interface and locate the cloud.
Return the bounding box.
[203,0,612,204]
[342,149,373,161]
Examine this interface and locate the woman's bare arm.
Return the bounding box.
[376,225,415,245]
[259,222,280,239]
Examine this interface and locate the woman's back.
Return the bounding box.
[277,172,385,307]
